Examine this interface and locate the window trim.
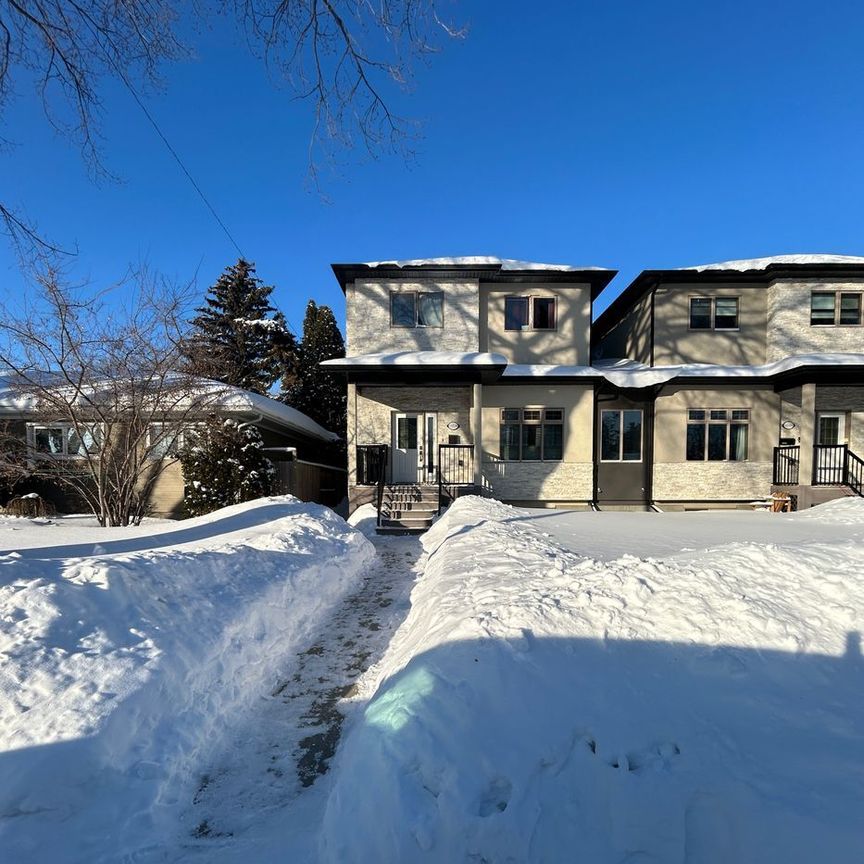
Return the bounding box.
[389,290,445,329]
[146,423,190,460]
[27,422,103,459]
[685,408,750,462]
[498,407,564,462]
[599,409,644,463]
[504,294,559,332]
[688,295,740,331]
[810,290,863,326]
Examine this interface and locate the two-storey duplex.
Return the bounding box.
[592,255,864,509]
[327,253,864,526]
[325,257,616,523]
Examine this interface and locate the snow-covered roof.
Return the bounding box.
[360,256,611,272]
[214,387,339,441]
[679,254,864,272]
[504,353,864,387]
[0,376,338,442]
[323,351,508,367]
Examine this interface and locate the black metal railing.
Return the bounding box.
[847,449,864,496]
[812,444,847,486]
[356,444,388,486]
[772,445,800,485]
[438,444,475,513]
[356,444,389,527]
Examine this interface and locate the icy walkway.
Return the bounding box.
[162,529,425,862]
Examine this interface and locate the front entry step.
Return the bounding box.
[377,484,437,534]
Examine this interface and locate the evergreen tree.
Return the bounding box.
[180,417,275,517]
[184,259,295,394]
[282,301,346,434]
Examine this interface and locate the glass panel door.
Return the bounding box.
[392,414,419,483]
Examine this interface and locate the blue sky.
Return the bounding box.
[2,0,864,332]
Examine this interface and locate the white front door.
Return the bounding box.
[816,413,846,483]
[392,414,420,483]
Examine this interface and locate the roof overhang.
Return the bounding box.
[331,262,617,299]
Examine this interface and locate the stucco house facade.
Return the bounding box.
[328,255,864,528]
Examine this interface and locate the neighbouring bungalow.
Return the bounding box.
[0,379,345,516]
[324,255,864,532]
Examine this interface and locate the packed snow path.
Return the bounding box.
[168,530,425,859]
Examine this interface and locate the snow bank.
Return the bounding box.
[321,496,864,863]
[360,256,610,272]
[0,497,374,863]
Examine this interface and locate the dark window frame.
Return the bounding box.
[504,295,559,332]
[810,290,862,326]
[688,296,740,331]
[685,408,750,462]
[389,291,445,329]
[599,409,643,463]
[498,408,564,461]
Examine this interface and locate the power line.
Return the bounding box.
[83,16,245,259]
[117,77,246,260]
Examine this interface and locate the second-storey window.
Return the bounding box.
[499,408,563,461]
[686,409,749,461]
[689,297,739,330]
[504,296,557,331]
[390,292,444,328]
[810,291,862,325]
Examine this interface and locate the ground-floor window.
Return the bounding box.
[27,423,103,458]
[499,408,563,461]
[600,409,643,461]
[686,409,749,461]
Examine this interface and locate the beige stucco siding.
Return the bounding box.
[653,385,778,500]
[481,384,594,501]
[767,280,864,361]
[346,279,480,355]
[652,282,767,366]
[596,290,652,364]
[480,283,592,365]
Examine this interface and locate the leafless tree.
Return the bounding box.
[0,265,228,526]
[0,0,463,248]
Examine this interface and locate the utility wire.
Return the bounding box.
[83,16,245,259]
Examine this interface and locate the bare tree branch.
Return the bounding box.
[0,264,231,526]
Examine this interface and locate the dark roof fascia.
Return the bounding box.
[498,374,602,385]
[331,364,507,386]
[592,263,864,344]
[331,263,617,296]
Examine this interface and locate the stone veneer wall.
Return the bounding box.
[766,279,864,362]
[346,279,480,354]
[482,460,593,503]
[653,461,773,501]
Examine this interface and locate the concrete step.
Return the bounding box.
[375,525,427,536]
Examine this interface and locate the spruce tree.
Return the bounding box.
[184,259,295,394]
[282,300,346,434]
[180,417,275,517]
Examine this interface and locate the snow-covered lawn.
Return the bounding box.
[4,495,863,862]
[0,497,374,863]
[322,497,864,863]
